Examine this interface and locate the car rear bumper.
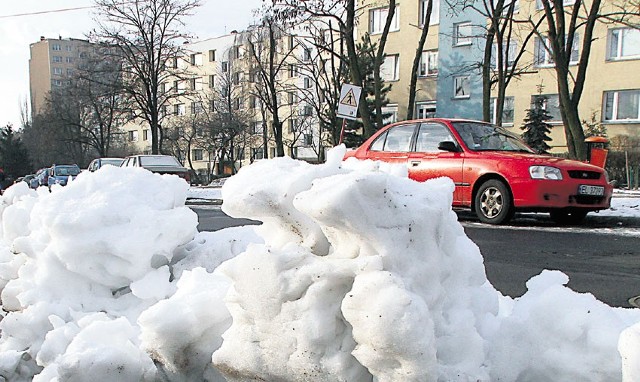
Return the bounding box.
[511,179,613,211]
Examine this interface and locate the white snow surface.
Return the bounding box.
[0,146,637,381]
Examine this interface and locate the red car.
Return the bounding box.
[344,118,613,225]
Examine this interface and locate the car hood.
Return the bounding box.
[477,151,604,171]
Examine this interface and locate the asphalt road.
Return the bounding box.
[191,206,640,308]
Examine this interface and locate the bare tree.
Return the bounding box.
[273,0,397,138]
[91,0,201,154]
[245,13,296,157]
[531,0,638,159]
[406,0,434,120]
[49,46,129,158]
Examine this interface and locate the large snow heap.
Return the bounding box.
[0,146,638,382]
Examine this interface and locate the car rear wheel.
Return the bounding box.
[474,180,514,225]
[549,210,588,225]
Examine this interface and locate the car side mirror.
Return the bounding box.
[438,141,460,152]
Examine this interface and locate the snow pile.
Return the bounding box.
[0,147,638,381]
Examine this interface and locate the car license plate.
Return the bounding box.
[578,185,604,196]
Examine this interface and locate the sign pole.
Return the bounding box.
[339,118,347,145]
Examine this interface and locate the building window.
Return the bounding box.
[191,102,203,114]
[454,22,473,46]
[288,35,296,50]
[190,53,202,65]
[253,121,263,134]
[534,35,579,67]
[52,79,63,87]
[52,56,62,63]
[288,63,298,78]
[303,47,312,62]
[234,98,241,110]
[419,0,440,26]
[380,54,400,81]
[65,57,73,63]
[415,101,437,119]
[303,77,312,89]
[209,75,215,88]
[607,28,640,61]
[192,149,204,161]
[209,49,216,62]
[491,41,518,69]
[221,61,229,72]
[382,104,399,125]
[65,45,72,52]
[233,72,241,85]
[490,97,515,125]
[143,130,149,141]
[288,91,296,104]
[174,104,186,115]
[369,6,399,34]
[303,134,313,146]
[128,130,139,142]
[173,80,180,93]
[453,76,471,98]
[53,67,63,75]
[419,50,438,76]
[531,94,561,121]
[250,96,257,109]
[536,0,575,9]
[604,90,640,121]
[52,44,61,51]
[252,147,264,160]
[303,105,313,116]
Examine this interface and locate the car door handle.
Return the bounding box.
[410,161,421,167]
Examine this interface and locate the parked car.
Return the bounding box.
[87,157,124,172]
[47,164,81,188]
[344,118,613,225]
[121,155,190,183]
[16,174,36,185]
[31,168,49,189]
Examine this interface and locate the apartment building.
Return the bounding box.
[124,28,324,180]
[28,36,95,117]
[358,0,640,153]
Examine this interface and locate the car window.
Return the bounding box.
[381,124,415,152]
[140,156,181,166]
[415,123,455,152]
[370,131,388,151]
[453,121,534,152]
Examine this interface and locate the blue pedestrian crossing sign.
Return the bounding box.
[337,84,362,120]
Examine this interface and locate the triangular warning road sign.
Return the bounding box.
[340,89,358,107]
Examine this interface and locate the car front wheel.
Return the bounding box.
[474,180,514,225]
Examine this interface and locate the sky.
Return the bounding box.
[0,0,264,130]
[0,146,639,381]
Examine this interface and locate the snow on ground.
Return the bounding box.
[0,147,638,381]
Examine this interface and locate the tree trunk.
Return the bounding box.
[407,0,432,120]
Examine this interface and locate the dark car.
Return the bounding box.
[121,155,190,183]
[87,157,124,172]
[344,118,613,225]
[47,164,81,188]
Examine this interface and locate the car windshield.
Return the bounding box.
[452,122,534,153]
[139,156,181,166]
[54,166,80,176]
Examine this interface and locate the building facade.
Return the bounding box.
[28,37,94,117]
[359,0,640,153]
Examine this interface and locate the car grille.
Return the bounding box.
[567,170,601,180]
